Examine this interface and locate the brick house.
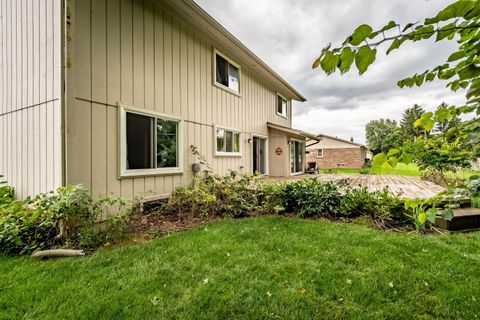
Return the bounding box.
[306,134,371,170]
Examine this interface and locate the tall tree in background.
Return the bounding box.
[400,104,426,141]
[434,102,461,134]
[313,0,479,171]
[365,119,402,154]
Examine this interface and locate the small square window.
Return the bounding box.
[277,95,288,118]
[215,127,241,156]
[214,51,241,94]
[317,149,323,158]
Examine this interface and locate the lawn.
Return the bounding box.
[1,217,480,319]
[319,163,479,178]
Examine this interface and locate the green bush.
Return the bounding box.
[0,185,136,255]
[0,175,14,208]
[340,187,404,221]
[165,172,260,218]
[256,182,287,214]
[283,178,342,217]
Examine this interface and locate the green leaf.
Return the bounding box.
[402,22,418,32]
[355,46,377,75]
[380,21,397,32]
[320,51,339,75]
[372,153,388,168]
[436,22,457,41]
[434,1,475,22]
[418,212,428,225]
[387,148,400,157]
[447,50,466,62]
[386,38,401,55]
[388,157,399,167]
[339,47,355,74]
[440,208,454,221]
[426,208,437,224]
[312,57,321,69]
[348,24,373,46]
[415,74,425,86]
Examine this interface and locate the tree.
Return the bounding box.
[313,0,479,171]
[434,102,461,134]
[400,104,426,141]
[365,119,402,154]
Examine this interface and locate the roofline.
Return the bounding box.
[314,133,366,148]
[267,123,319,141]
[167,0,306,102]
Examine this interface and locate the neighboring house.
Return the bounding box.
[0,0,315,200]
[306,134,370,169]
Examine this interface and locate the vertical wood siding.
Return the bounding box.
[66,0,295,199]
[0,0,62,199]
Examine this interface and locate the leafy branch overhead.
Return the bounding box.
[313,1,480,106]
[313,0,480,169]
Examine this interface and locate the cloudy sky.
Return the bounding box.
[195,0,466,144]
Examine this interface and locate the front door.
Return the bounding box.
[253,137,267,175]
[290,139,304,174]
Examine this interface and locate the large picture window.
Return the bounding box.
[214,50,240,94]
[120,106,182,177]
[215,127,241,156]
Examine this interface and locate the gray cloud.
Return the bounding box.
[195,0,466,144]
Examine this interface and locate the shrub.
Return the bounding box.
[0,175,14,208]
[0,185,136,254]
[340,187,404,222]
[256,182,287,214]
[283,178,342,217]
[164,172,260,218]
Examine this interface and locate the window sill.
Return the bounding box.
[276,112,288,119]
[119,168,183,178]
[213,82,241,98]
[215,152,242,158]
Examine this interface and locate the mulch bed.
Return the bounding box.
[125,212,222,239]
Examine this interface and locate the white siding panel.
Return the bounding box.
[0,0,63,199]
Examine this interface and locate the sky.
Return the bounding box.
[195,0,466,145]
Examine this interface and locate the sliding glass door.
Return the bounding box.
[290,139,304,174]
[253,137,267,175]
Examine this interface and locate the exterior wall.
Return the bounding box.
[307,147,365,169]
[268,128,289,177]
[0,0,63,199]
[66,0,294,199]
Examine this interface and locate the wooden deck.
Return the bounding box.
[267,174,445,199]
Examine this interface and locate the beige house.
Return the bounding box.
[0,0,315,200]
[306,134,370,170]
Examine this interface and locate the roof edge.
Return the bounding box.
[178,0,307,102]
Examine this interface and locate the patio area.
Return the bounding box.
[267,174,445,199]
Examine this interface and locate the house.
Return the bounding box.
[0,0,315,200]
[306,134,370,170]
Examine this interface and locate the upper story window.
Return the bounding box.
[277,94,288,118]
[317,149,323,158]
[215,126,241,157]
[120,105,183,177]
[214,50,241,94]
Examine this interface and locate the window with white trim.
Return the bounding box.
[215,51,240,94]
[277,95,288,118]
[120,107,182,176]
[317,149,323,158]
[215,127,241,156]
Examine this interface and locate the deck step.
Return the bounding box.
[436,208,480,231]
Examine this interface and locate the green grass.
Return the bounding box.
[2,216,480,319]
[319,163,479,178]
[319,163,421,176]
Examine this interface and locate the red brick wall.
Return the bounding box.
[306,148,365,169]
